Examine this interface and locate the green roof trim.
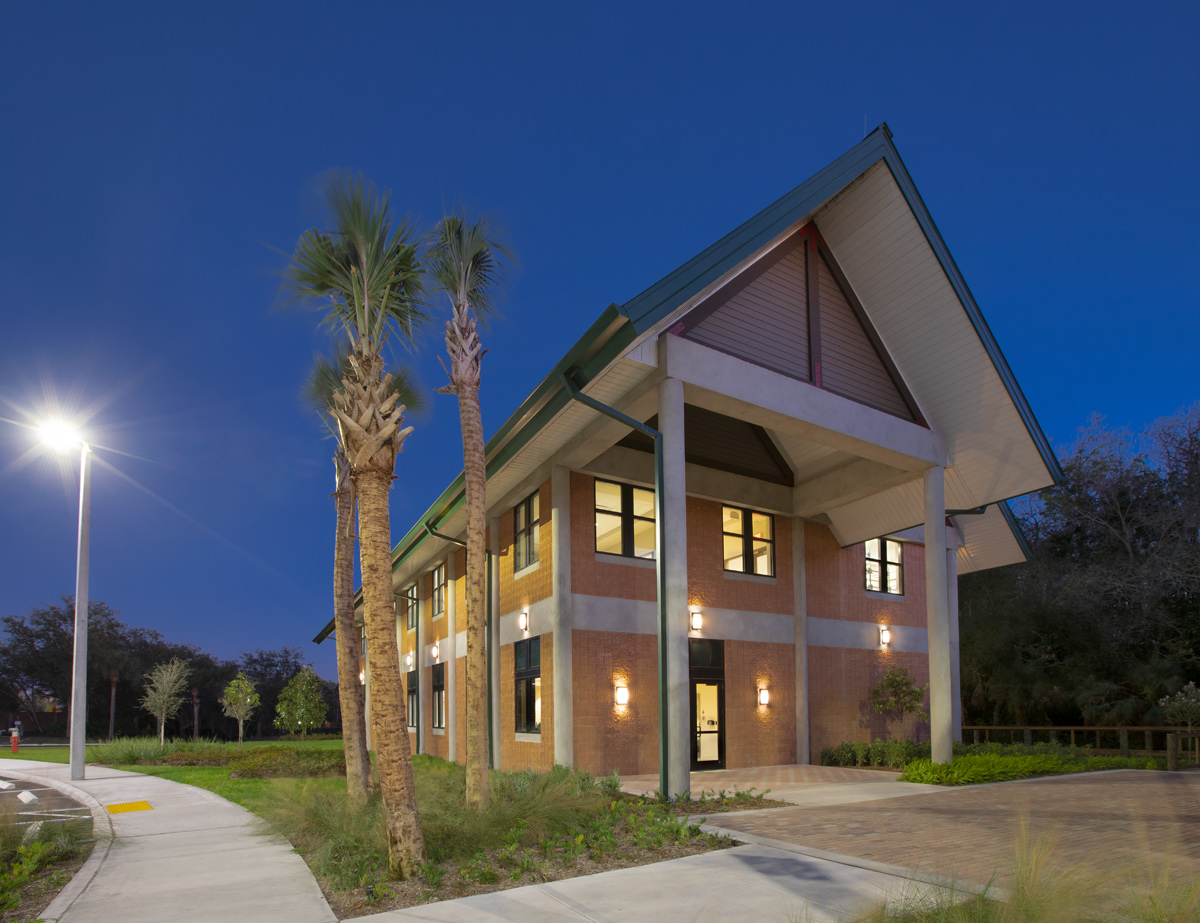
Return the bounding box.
[997,499,1034,562]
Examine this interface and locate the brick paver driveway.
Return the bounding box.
[704,770,1200,886]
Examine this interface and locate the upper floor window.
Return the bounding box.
[432,564,446,618]
[722,506,775,576]
[594,479,656,559]
[400,583,418,631]
[865,538,903,595]
[513,491,540,572]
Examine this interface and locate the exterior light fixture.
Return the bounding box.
[405,653,413,669]
[615,685,629,706]
[689,608,702,632]
[431,642,440,661]
[758,688,770,706]
[518,611,529,633]
[879,626,891,647]
[358,670,365,685]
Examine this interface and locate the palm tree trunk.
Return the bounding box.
[334,466,373,806]
[458,383,490,808]
[356,469,425,878]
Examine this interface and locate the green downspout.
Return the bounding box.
[560,373,670,800]
[422,522,495,769]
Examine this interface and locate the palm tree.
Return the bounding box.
[285,172,427,878]
[304,349,426,809]
[426,210,512,809]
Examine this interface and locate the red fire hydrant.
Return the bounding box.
[10,730,18,754]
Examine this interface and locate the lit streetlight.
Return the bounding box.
[38,420,91,781]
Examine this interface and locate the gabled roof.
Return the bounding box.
[314,124,1058,643]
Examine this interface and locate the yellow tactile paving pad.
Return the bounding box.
[106,801,153,814]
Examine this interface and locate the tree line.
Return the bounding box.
[959,405,1200,727]
[0,596,332,740]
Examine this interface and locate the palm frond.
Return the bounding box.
[283,171,428,358]
[425,208,514,326]
[302,340,430,434]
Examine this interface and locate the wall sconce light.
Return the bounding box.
[879,626,891,648]
[431,642,440,661]
[518,611,529,633]
[615,685,629,706]
[758,688,770,706]
[359,670,365,685]
[405,653,413,669]
[689,608,703,632]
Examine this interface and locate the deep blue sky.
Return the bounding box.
[2,2,1197,680]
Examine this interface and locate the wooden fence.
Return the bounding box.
[962,725,1199,765]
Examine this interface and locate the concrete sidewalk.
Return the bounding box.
[0,759,335,923]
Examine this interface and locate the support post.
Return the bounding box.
[69,443,91,782]
[924,465,953,765]
[552,467,574,767]
[792,517,809,764]
[659,376,690,798]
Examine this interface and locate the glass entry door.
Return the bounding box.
[692,681,725,769]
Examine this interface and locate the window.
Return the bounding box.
[514,637,541,734]
[594,479,656,559]
[431,662,446,729]
[406,669,417,730]
[400,583,418,631]
[513,491,540,571]
[432,565,446,618]
[722,506,775,576]
[865,538,903,595]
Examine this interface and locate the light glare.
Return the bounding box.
[39,419,82,451]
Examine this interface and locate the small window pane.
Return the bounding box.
[595,480,622,513]
[865,559,882,592]
[530,522,540,560]
[515,642,527,671]
[530,637,540,667]
[632,487,655,519]
[865,538,880,560]
[515,504,526,532]
[887,563,902,595]
[514,538,526,572]
[723,534,744,571]
[751,512,772,540]
[886,540,902,564]
[722,507,743,534]
[633,517,656,559]
[596,512,623,555]
[753,540,774,576]
[531,493,539,522]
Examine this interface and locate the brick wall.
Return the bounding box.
[686,498,793,614]
[498,632,555,772]
[724,640,796,768]
[498,480,553,615]
[571,629,660,776]
[805,521,926,627]
[571,472,657,601]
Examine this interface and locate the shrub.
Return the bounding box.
[227,747,345,778]
[898,751,1165,785]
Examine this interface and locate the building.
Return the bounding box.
[316,125,1060,795]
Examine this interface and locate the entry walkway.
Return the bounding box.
[0,759,335,923]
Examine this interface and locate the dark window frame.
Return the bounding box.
[431,661,446,729]
[406,669,418,730]
[594,478,656,559]
[432,564,446,618]
[865,538,904,595]
[514,636,541,734]
[400,583,418,631]
[721,505,776,576]
[513,491,540,572]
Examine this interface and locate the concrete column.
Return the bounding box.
[488,516,501,768]
[445,553,457,763]
[791,516,809,764]
[659,376,691,797]
[552,465,574,767]
[924,466,953,764]
[947,546,962,743]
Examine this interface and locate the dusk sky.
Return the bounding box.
[2,2,1197,680]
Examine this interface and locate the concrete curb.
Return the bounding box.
[0,767,116,923]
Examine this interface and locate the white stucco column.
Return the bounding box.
[488,516,501,768]
[659,376,691,797]
[947,545,962,743]
[792,516,809,764]
[552,466,575,766]
[445,553,457,763]
[924,466,953,764]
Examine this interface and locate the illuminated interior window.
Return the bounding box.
[514,636,541,733]
[865,538,903,595]
[594,479,656,559]
[722,505,775,576]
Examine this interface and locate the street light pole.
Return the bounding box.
[69,441,91,781]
